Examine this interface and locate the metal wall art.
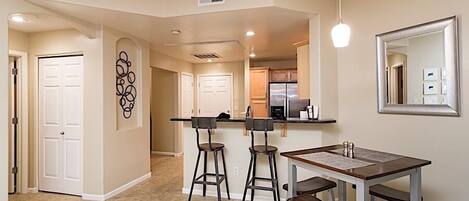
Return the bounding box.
[116,51,137,119]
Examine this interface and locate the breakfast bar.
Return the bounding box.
[171,117,337,200]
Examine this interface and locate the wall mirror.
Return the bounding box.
[376,16,460,116]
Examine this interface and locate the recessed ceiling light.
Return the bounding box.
[171,30,182,35]
[10,14,26,23]
[249,53,256,58]
[207,59,213,63]
[246,31,255,37]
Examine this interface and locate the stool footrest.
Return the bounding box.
[252,177,276,181]
[246,185,276,192]
[195,173,226,185]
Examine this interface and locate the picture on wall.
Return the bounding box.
[423,82,439,95]
[423,68,440,81]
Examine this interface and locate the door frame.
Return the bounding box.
[8,50,29,194]
[196,73,234,116]
[180,72,194,118]
[178,72,194,155]
[35,53,84,195]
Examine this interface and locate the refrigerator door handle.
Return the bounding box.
[285,98,288,118]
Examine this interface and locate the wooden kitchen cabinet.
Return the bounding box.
[270,69,297,82]
[289,69,298,82]
[250,68,269,117]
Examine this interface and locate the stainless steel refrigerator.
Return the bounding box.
[269,83,299,118]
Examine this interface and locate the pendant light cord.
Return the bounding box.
[338,0,342,23]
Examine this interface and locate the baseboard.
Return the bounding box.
[28,187,38,193]
[83,172,152,201]
[182,187,286,201]
[151,151,183,157]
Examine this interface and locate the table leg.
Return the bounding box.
[410,168,422,201]
[338,180,347,201]
[287,159,298,198]
[355,182,370,201]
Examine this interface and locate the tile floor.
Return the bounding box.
[9,155,230,201]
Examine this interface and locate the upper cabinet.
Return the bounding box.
[270,69,297,82]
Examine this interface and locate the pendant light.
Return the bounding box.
[331,0,351,48]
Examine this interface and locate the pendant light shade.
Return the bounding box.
[331,23,351,48]
[331,0,350,48]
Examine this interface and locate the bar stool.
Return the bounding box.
[282,177,337,201]
[287,195,322,201]
[242,118,280,201]
[188,117,230,201]
[353,184,423,201]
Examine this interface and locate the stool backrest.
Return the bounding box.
[191,117,217,150]
[245,118,274,149]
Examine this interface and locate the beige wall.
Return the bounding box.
[193,62,245,117]
[8,26,152,196]
[151,68,178,153]
[150,50,193,154]
[336,0,469,200]
[7,28,105,193]
[150,50,193,73]
[8,29,28,52]
[102,26,151,194]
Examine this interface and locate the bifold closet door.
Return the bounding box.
[38,56,83,196]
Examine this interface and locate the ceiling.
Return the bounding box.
[8,13,73,33]
[21,1,311,63]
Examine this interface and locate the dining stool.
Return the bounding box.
[353,184,423,201]
[242,118,280,201]
[188,117,230,201]
[282,177,337,201]
[287,195,322,201]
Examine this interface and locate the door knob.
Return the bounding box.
[60,131,65,135]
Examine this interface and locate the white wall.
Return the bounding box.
[337,0,469,200]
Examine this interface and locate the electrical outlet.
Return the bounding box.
[233,167,239,176]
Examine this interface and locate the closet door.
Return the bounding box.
[39,56,83,195]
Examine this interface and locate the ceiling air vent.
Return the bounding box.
[192,53,221,60]
[198,0,225,7]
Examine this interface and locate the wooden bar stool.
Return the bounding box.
[242,118,280,201]
[282,177,337,201]
[287,195,322,201]
[353,184,423,201]
[188,117,230,201]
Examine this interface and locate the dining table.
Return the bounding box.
[280,145,431,201]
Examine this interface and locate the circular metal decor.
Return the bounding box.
[116,51,137,119]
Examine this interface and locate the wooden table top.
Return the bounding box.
[280,145,431,180]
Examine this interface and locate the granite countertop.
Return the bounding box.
[170,117,336,124]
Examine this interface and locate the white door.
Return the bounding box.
[181,73,194,118]
[198,74,232,116]
[39,56,83,195]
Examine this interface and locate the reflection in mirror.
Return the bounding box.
[386,31,445,105]
[376,16,460,116]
